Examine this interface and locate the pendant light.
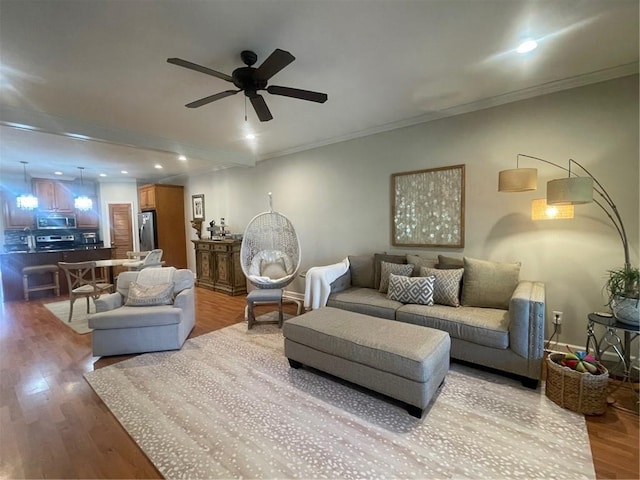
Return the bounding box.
[16,161,39,210]
[74,167,93,211]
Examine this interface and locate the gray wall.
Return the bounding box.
[185,74,639,348]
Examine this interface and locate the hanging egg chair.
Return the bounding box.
[240,193,301,290]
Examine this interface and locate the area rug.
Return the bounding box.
[85,323,595,479]
[44,298,97,334]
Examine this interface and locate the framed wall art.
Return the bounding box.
[391,164,465,248]
[191,194,205,221]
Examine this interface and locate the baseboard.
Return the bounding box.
[283,290,304,302]
[545,339,637,365]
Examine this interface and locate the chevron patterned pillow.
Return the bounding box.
[387,273,435,305]
[420,266,464,307]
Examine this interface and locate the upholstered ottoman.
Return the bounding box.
[283,307,450,417]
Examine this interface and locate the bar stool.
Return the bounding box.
[22,265,60,301]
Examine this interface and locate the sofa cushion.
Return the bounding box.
[387,273,435,305]
[327,287,403,320]
[461,257,521,310]
[437,255,463,269]
[348,255,375,288]
[373,253,406,290]
[379,261,414,293]
[125,282,174,306]
[407,254,438,276]
[396,304,510,349]
[420,266,464,307]
[89,305,182,329]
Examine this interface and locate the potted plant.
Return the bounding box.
[604,266,639,326]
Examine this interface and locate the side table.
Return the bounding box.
[585,313,639,413]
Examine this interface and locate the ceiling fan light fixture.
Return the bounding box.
[16,161,38,210]
[517,39,538,54]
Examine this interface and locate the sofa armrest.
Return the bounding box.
[330,270,352,293]
[509,281,545,360]
[173,287,194,310]
[94,292,124,313]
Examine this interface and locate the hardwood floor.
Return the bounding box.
[0,287,637,479]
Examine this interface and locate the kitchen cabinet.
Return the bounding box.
[138,184,156,210]
[76,195,99,228]
[2,193,35,229]
[137,184,187,269]
[33,179,74,213]
[192,239,246,295]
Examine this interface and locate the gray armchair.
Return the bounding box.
[88,267,195,356]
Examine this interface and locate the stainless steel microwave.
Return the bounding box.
[36,214,77,230]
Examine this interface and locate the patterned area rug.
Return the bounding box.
[44,298,97,334]
[85,323,595,479]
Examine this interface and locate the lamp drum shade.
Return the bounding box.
[547,177,593,205]
[498,168,537,192]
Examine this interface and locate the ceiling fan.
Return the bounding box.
[167,49,328,122]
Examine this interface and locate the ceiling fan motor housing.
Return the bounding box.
[232,66,267,94]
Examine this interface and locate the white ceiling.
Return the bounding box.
[0,0,638,183]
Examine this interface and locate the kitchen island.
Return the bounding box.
[0,247,115,302]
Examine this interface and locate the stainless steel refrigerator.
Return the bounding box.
[138,211,158,251]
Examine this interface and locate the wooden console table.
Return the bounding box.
[192,239,246,296]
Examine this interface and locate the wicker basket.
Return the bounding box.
[545,353,609,415]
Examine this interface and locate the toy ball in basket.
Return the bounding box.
[545,350,609,415]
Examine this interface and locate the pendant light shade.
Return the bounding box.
[498,168,537,192]
[16,161,39,210]
[74,167,93,211]
[546,177,593,205]
[531,198,574,220]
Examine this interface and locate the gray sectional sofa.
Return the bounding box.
[324,253,546,387]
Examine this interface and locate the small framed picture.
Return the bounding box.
[192,194,205,220]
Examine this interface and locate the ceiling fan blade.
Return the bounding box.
[167,57,233,83]
[254,49,295,81]
[185,90,239,108]
[249,94,273,122]
[267,85,328,103]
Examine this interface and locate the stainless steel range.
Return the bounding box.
[36,234,76,251]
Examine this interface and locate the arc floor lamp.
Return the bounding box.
[498,153,631,271]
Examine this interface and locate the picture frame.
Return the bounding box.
[391,164,465,248]
[191,194,205,221]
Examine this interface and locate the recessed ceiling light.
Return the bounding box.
[121,170,128,174]
[54,171,63,175]
[178,155,187,161]
[245,133,256,140]
[517,39,538,54]
[154,164,163,169]
[99,173,107,177]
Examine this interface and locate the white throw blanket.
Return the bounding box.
[304,258,349,310]
[136,266,176,286]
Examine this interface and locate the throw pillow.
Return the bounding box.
[387,273,435,305]
[407,254,438,276]
[437,255,464,269]
[420,266,464,307]
[125,282,174,307]
[379,261,414,293]
[261,258,288,279]
[461,257,521,310]
[348,254,375,288]
[374,253,407,289]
